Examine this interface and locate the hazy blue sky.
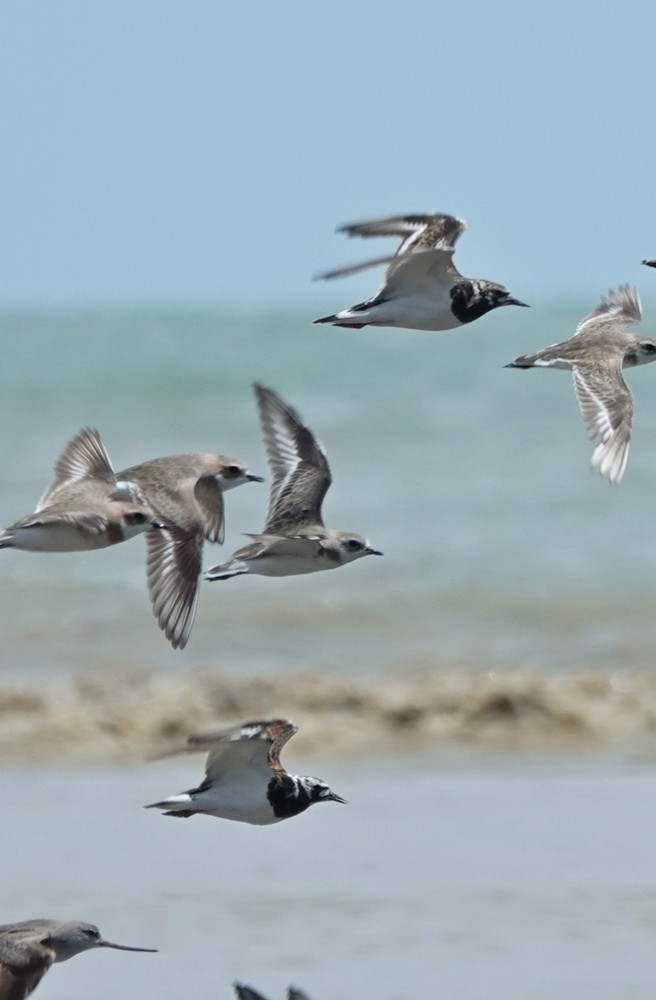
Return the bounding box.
[2,1,656,308]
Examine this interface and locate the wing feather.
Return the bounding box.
[572,364,633,484]
[182,719,297,781]
[338,212,466,252]
[316,213,465,285]
[146,528,203,650]
[574,285,642,338]
[254,385,331,532]
[0,938,52,1000]
[38,429,116,509]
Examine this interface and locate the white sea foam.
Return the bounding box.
[2,666,656,762]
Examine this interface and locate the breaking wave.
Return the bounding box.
[1,665,655,762]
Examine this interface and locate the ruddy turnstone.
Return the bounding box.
[506,285,656,484]
[314,212,528,330]
[204,384,381,582]
[0,918,156,1000]
[0,429,163,552]
[145,719,346,825]
[116,453,263,649]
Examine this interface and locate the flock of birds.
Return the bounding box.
[3,212,656,1000]
[0,383,381,650]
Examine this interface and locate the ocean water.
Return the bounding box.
[1,301,656,681]
[4,747,656,1000]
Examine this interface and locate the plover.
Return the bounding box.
[0,918,156,1000]
[0,429,163,552]
[145,718,346,824]
[506,285,656,484]
[116,453,263,649]
[204,384,382,582]
[313,212,528,330]
[234,985,310,1000]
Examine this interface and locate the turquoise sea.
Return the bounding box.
[2,300,656,681]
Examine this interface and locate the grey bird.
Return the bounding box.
[204,384,382,582]
[145,718,346,824]
[0,918,156,1000]
[313,212,528,331]
[0,429,164,553]
[506,285,656,484]
[116,452,263,649]
[234,985,311,1000]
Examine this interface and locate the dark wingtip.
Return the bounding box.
[642,259,656,268]
[233,983,269,1000]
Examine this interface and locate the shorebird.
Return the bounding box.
[506,285,656,484]
[0,918,156,1000]
[313,212,528,330]
[145,718,346,824]
[204,384,381,581]
[116,453,263,649]
[0,429,163,552]
[234,985,310,1000]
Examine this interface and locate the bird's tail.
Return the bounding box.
[203,560,249,581]
[504,356,535,369]
[313,313,367,329]
[144,794,196,817]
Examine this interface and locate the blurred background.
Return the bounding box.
[2,3,656,998]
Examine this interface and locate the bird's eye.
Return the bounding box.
[641,342,656,354]
[223,465,242,479]
[125,512,148,525]
[345,538,364,552]
[84,927,100,939]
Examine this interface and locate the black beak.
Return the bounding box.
[247,474,265,483]
[505,297,530,308]
[642,259,656,268]
[327,791,347,804]
[98,939,158,953]
[366,547,383,556]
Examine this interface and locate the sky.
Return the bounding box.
[2,1,656,308]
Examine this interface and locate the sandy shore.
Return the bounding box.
[1,665,656,762]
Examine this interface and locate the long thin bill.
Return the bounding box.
[99,940,158,952]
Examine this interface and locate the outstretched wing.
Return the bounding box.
[573,285,642,339]
[338,212,466,252]
[315,212,466,282]
[254,385,331,532]
[182,719,298,782]
[38,428,116,509]
[145,527,203,650]
[572,363,633,485]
